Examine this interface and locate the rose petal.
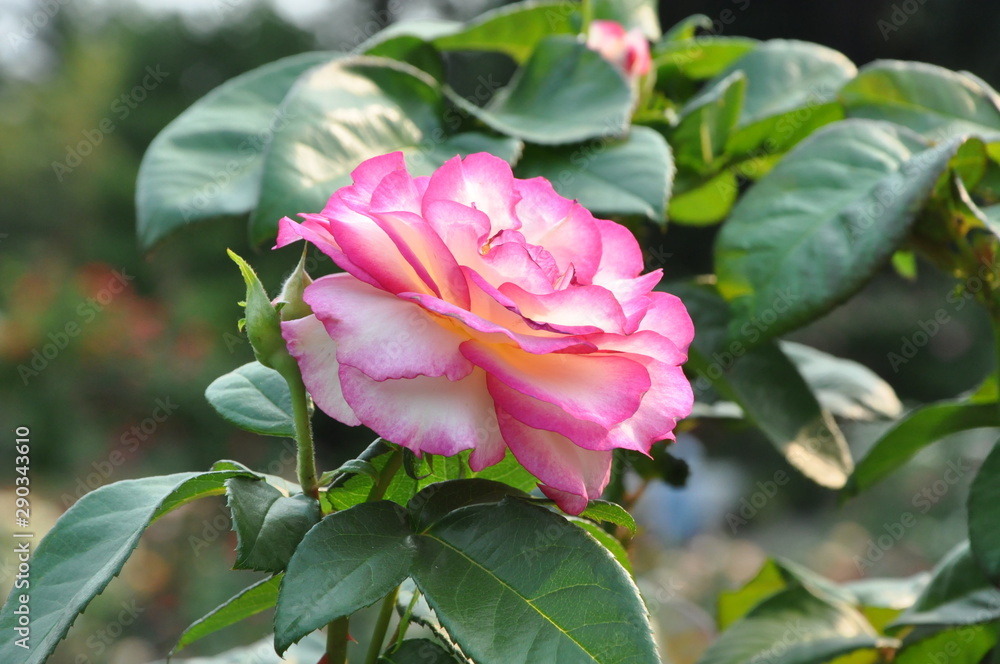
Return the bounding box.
[593,218,646,281]
[486,374,612,450]
[498,281,627,334]
[321,202,436,297]
[607,360,693,452]
[423,153,521,237]
[339,366,504,459]
[406,272,597,356]
[498,410,612,515]
[480,237,557,293]
[370,209,471,307]
[624,28,652,76]
[369,167,423,215]
[638,291,695,353]
[275,216,382,291]
[588,329,687,365]
[341,151,408,205]
[304,274,472,382]
[281,314,361,426]
[461,340,649,428]
[514,178,602,283]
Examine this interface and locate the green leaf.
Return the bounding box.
[250,57,521,245]
[844,402,999,496]
[968,440,1000,583]
[670,71,746,174]
[567,517,633,575]
[0,470,258,664]
[172,575,281,655]
[847,575,928,634]
[701,586,881,664]
[365,34,447,82]
[715,120,964,343]
[326,445,535,513]
[895,624,998,664]
[515,126,674,221]
[714,39,855,129]
[225,477,321,572]
[380,639,463,663]
[717,559,789,630]
[668,169,739,225]
[841,60,1000,141]
[407,478,529,531]
[726,101,843,166]
[781,342,903,421]
[395,579,470,662]
[212,459,302,495]
[136,52,333,251]
[662,14,712,43]
[893,541,1000,628]
[274,501,416,654]
[412,499,657,663]
[891,249,918,280]
[358,20,461,53]
[459,450,537,492]
[578,500,636,535]
[653,36,759,81]
[318,458,378,486]
[593,0,661,40]
[451,36,633,146]
[432,0,576,63]
[718,557,862,631]
[673,282,854,488]
[843,575,930,612]
[205,361,294,437]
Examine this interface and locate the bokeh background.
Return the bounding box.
[2,0,1000,662]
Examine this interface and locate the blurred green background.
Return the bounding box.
[1,1,999,662]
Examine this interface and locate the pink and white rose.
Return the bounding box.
[586,19,652,79]
[275,152,693,514]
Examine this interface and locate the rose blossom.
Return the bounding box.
[275,152,692,514]
[586,19,652,79]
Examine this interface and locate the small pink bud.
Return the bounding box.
[586,20,652,79]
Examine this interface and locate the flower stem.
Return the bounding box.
[580,0,593,34]
[394,587,421,648]
[365,585,400,664]
[285,368,319,499]
[325,616,350,664]
[993,311,1000,414]
[367,446,404,502]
